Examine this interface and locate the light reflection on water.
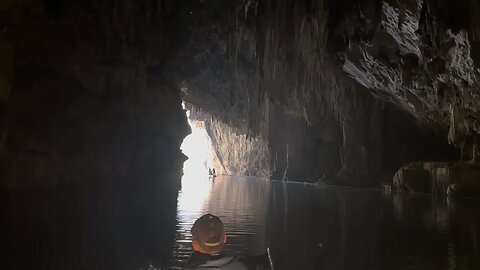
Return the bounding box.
[172,177,480,270]
[5,177,479,270]
[3,176,479,270]
[173,176,269,268]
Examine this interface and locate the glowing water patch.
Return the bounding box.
[175,105,216,263]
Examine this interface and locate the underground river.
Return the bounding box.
[2,176,480,270]
[173,175,480,270]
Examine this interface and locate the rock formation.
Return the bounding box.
[1,0,479,193]
[1,2,189,268]
[180,0,461,187]
[0,0,190,190]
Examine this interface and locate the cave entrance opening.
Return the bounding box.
[180,102,215,191]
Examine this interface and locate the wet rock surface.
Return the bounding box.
[394,162,480,197]
[179,0,460,185]
[0,0,478,191]
[342,0,480,176]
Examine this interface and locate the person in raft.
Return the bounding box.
[183,214,272,270]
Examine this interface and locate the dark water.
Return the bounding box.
[2,176,480,270]
[1,183,179,270]
[174,176,480,270]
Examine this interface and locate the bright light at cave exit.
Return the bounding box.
[180,103,215,191]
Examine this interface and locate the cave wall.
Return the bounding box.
[342,0,480,162]
[0,1,190,189]
[179,0,459,185]
[266,103,343,182]
[1,2,196,268]
[1,0,472,187]
[205,117,270,176]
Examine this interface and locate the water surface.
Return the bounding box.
[174,176,480,270]
[2,176,480,270]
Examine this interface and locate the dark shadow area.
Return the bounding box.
[381,106,460,174]
[0,182,178,270]
[268,181,480,270]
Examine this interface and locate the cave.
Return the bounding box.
[1,0,480,269]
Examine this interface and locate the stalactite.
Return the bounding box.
[178,0,460,184]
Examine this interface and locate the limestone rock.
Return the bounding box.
[394,162,480,197]
[3,0,478,189]
[393,164,432,193]
[179,0,458,184]
[0,0,191,189]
